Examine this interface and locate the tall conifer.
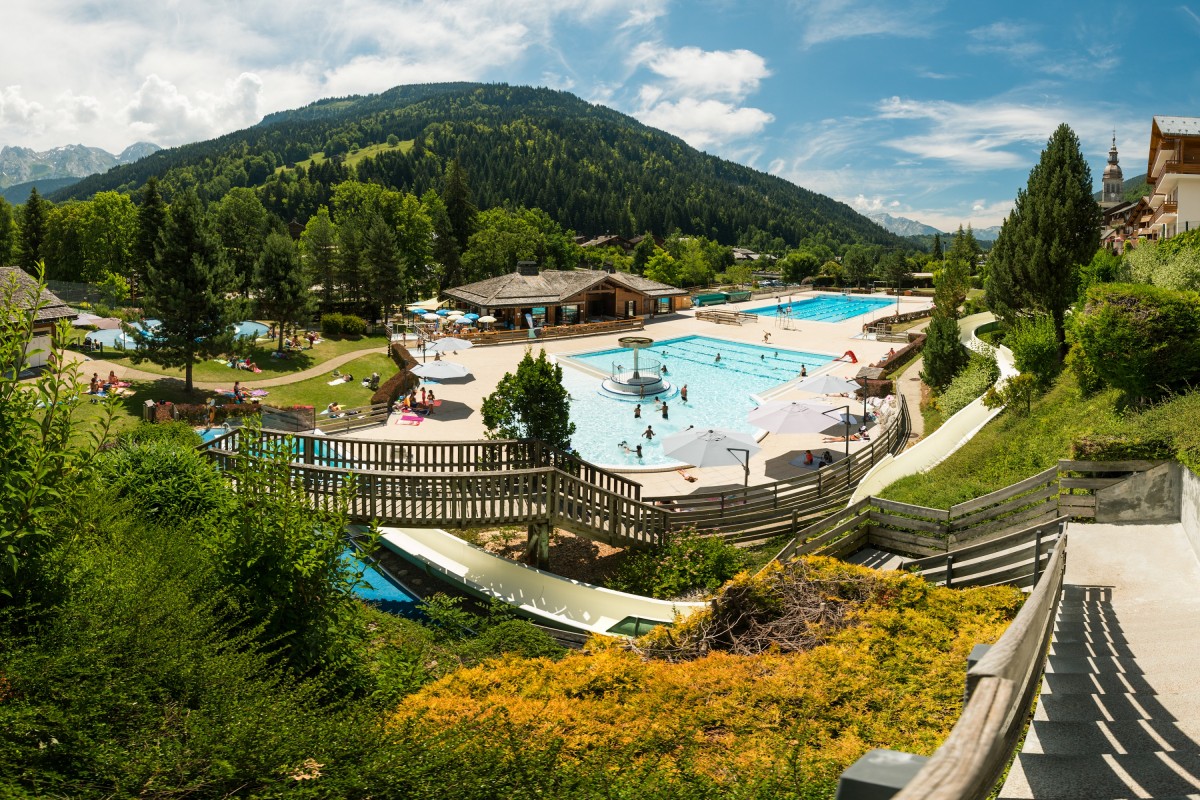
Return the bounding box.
[986,124,1099,352]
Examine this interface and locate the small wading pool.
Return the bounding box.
[85,319,267,350]
[561,335,834,468]
[746,293,894,322]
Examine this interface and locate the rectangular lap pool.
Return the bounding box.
[560,335,834,469]
[746,293,893,322]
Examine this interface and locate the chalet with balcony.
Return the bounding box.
[444,262,687,329]
[1146,116,1200,241]
[1,266,77,370]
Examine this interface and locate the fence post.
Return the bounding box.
[945,555,954,588]
[817,466,823,497]
[1032,528,1042,586]
[774,483,779,509]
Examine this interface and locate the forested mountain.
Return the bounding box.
[54,83,902,251]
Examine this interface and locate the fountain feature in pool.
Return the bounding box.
[601,336,672,398]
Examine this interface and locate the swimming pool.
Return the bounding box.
[234,320,269,339]
[352,552,421,617]
[85,319,266,349]
[561,335,833,468]
[85,319,161,350]
[746,293,893,322]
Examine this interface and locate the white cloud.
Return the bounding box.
[627,44,774,151]
[0,86,45,126]
[789,0,942,48]
[637,98,774,150]
[123,73,263,146]
[640,47,770,101]
[967,21,1043,59]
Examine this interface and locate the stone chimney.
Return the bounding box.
[516,260,539,276]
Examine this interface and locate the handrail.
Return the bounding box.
[891,533,1067,800]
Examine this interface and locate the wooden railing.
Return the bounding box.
[314,403,390,434]
[648,396,912,544]
[202,445,669,550]
[695,309,758,326]
[901,517,1067,589]
[890,534,1067,799]
[453,317,645,347]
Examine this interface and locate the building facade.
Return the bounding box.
[1146,116,1200,241]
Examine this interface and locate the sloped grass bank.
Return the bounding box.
[878,373,1122,508]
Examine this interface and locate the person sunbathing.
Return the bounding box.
[822,434,861,442]
[327,401,342,416]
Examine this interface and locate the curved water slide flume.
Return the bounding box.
[377,527,707,637]
[850,312,1016,502]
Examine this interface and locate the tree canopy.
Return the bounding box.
[481,348,575,451]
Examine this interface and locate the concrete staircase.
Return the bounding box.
[999,522,1200,799]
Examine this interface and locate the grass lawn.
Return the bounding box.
[877,371,1122,508]
[70,352,398,436]
[277,140,413,174]
[78,333,389,383]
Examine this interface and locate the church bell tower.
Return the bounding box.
[1101,132,1124,209]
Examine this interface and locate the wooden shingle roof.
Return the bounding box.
[1,267,77,324]
[444,269,686,308]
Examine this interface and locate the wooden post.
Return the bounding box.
[1032,528,1042,586]
[526,521,551,570]
[945,555,954,588]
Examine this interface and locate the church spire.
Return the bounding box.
[1102,131,1124,208]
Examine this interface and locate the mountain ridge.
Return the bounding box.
[867,211,1002,241]
[52,82,904,251]
[0,142,160,191]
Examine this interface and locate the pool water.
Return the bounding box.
[746,293,893,322]
[85,319,266,349]
[561,335,833,468]
[234,320,269,339]
[352,554,421,617]
[85,319,161,350]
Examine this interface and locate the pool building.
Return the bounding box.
[444,262,688,329]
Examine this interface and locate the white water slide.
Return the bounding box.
[378,526,707,637]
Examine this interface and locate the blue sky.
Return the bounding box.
[3,0,1200,231]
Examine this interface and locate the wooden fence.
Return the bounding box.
[314,403,390,434]
[452,317,646,347]
[695,309,759,326]
[647,396,912,545]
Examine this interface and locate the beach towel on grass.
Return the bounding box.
[327,378,347,386]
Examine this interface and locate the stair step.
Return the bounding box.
[1051,641,1139,658]
[1046,653,1200,675]
[1033,692,1200,722]
[1042,670,1200,697]
[999,752,1200,799]
[1023,720,1200,755]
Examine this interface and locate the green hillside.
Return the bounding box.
[54,82,902,250]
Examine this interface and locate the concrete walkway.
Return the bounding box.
[999,522,1200,799]
[74,345,386,392]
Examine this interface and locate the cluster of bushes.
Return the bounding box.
[606,527,747,599]
[320,312,368,336]
[395,557,1022,798]
[931,350,999,418]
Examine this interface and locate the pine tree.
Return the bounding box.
[0,197,17,265]
[134,190,242,392]
[441,159,477,288]
[135,178,168,302]
[986,123,1099,353]
[299,206,338,307]
[18,188,50,271]
[920,312,967,391]
[362,214,403,321]
[255,232,313,351]
[930,233,943,261]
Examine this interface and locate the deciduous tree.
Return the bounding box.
[255,232,313,351]
[482,349,575,451]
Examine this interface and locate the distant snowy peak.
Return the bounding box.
[0,142,160,189]
[865,212,943,238]
[866,211,1001,241]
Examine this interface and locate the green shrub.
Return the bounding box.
[920,312,967,390]
[321,312,344,336]
[1074,283,1200,401]
[1006,314,1059,389]
[321,312,367,337]
[1071,433,1174,462]
[97,440,229,523]
[118,420,203,448]
[934,351,999,417]
[607,528,746,599]
[341,314,368,336]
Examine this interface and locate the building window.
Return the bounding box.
[657,297,671,314]
[561,304,579,324]
[530,306,547,327]
[624,300,636,318]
